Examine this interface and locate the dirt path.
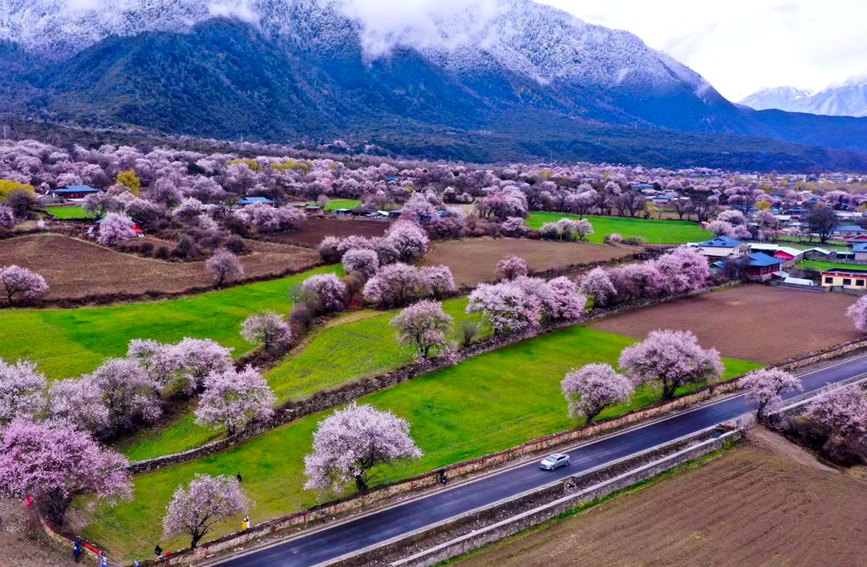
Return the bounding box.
[458,431,867,567]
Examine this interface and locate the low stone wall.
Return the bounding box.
[128,282,740,474]
[125,327,867,564]
[39,515,104,563]
[376,432,742,567]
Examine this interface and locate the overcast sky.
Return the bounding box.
[541,0,867,100]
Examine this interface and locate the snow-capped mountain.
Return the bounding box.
[0,0,865,168]
[740,77,867,117]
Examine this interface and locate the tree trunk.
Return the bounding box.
[662,381,678,400]
[354,474,368,492]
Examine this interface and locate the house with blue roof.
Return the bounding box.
[52,185,102,201]
[235,196,275,207]
[744,252,783,281]
[693,235,748,259]
[832,225,867,239]
[852,243,867,262]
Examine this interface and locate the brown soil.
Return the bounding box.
[590,285,859,363]
[460,433,867,567]
[422,238,635,287]
[0,233,319,301]
[0,499,76,567]
[267,217,392,247]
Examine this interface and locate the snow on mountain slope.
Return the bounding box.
[741,78,866,117]
[0,0,715,95]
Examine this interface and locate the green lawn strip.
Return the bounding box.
[310,199,362,212]
[796,259,865,272]
[119,298,487,461]
[80,326,759,561]
[770,236,850,251]
[525,213,712,244]
[0,265,340,379]
[44,205,94,219]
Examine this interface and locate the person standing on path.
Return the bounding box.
[73,538,83,563]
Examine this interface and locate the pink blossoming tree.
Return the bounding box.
[206,248,244,288]
[0,419,132,524]
[579,267,616,307]
[97,212,137,247]
[46,377,111,435]
[301,273,347,314]
[342,248,380,278]
[0,358,46,424]
[545,276,587,321]
[741,369,803,418]
[846,296,867,332]
[390,300,453,359]
[362,263,429,308]
[384,221,429,263]
[241,311,293,353]
[467,281,539,335]
[0,265,49,305]
[0,204,14,228]
[162,474,249,549]
[86,358,162,435]
[195,367,276,436]
[561,363,634,424]
[304,403,423,493]
[618,329,723,399]
[495,255,529,281]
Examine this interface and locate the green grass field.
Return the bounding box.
[525,213,712,245]
[0,265,339,379]
[80,326,759,561]
[312,199,362,212]
[119,298,487,461]
[796,260,865,272]
[44,205,93,219]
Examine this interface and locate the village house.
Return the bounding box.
[832,225,867,240]
[820,267,867,290]
[235,196,275,207]
[692,236,749,260]
[743,252,784,282]
[52,185,102,201]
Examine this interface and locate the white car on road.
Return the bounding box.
[539,452,571,471]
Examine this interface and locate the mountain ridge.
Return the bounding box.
[741,77,867,118]
[1,0,865,170]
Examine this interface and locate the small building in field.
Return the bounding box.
[853,243,867,262]
[820,267,867,289]
[744,252,784,282]
[52,185,102,201]
[832,225,867,239]
[693,236,748,259]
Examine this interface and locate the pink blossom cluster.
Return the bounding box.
[195,366,276,436]
[561,363,634,423]
[495,255,529,281]
[304,403,423,494]
[467,275,586,335]
[538,218,594,241]
[741,368,802,418]
[390,300,453,359]
[363,263,457,308]
[206,247,244,288]
[97,212,137,247]
[241,311,293,352]
[0,264,49,305]
[163,474,249,548]
[618,329,723,399]
[301,273,348,314]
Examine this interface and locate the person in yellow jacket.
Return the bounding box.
[242,517,250,531]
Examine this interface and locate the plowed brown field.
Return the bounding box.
[0,233,319,301]
[423,238,635,286]
[460,432,867,567]
[590,285,859,363]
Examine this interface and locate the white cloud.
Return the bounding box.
[207,0,260,24]
[335,0,503,59]
[540,0,867,100]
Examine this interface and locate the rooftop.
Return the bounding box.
[699,236,743,248]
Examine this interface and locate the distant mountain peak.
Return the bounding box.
[740,77,866,117]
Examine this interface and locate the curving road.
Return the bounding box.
[217,354,867,567]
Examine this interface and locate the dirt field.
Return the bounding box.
[591,285,859,363]
[422,238,635,286]
[267,217,392,247]
[0,499,77,567]
[0,234,319,301]
[460,430,867,567]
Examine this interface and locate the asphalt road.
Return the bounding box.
[219,354,867,567]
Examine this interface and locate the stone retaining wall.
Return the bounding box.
[128,282,740,474]
[372,432,742,567]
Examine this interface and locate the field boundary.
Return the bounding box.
[0,231,324,308]
[127,282,741,474]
